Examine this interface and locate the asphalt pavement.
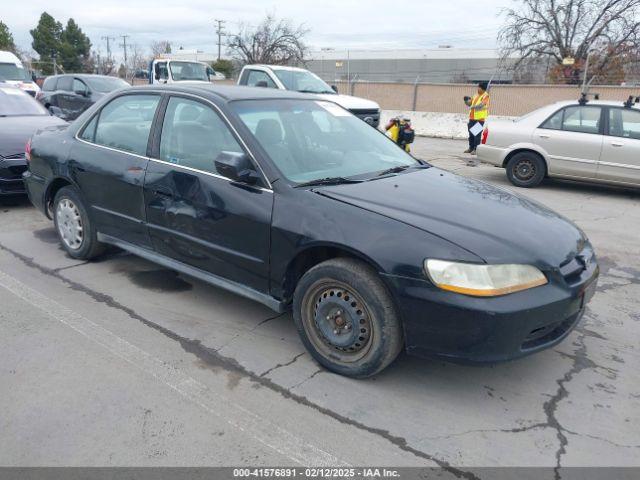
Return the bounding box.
[1,137,638,474]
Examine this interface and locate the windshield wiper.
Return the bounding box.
[294,177,364,188]
[370,163,430,179]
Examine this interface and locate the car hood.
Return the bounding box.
[315,93,380,111]
[0,115,67,157]
[317,168,584,267]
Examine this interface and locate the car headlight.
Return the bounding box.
[424,259,547,297]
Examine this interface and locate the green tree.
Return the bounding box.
[0,21,16,52]
[211,59,234,79]
[59,18,91,72]
[30,12,63,75]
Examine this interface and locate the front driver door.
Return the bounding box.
[598,107,640,186]
[143,95,273,293]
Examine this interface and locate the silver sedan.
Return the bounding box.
[477,99,640,188]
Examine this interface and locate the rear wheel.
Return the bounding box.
[53,186,105,260]
[293,258,403,378]
[506,152,546,188]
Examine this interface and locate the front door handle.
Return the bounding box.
[611,142,624,147]
[153,187,174,198]
[538,134,551,139]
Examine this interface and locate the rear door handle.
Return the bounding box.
[611,142,624,147]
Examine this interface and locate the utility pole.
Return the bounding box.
[214,19,226,61]
[120,34,130,78]
[102,36,115,63]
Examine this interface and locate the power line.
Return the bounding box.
[214,19,226,61]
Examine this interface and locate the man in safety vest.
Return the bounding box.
[463,81,490,157]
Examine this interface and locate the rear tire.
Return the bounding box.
[293,258,403,378]
[53,186,105,260]
[506,152,546,188]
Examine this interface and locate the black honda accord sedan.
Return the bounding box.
[24,84,599,377]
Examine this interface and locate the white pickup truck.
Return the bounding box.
[237,65,381,127]
[148,59,225,85]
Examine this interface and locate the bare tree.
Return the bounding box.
[127,43,148,82]
[150,40,171,58]
[499,0,640,84]
[227,14,309,65]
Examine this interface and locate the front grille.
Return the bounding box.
[7,165,27,178]
[521,311,582,350]
[350,108,380,116]
[1,153,25,160]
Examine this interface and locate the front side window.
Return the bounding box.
[609,108,640,140]
[93,94,160,155]
[159,97,243,175]
[246,70,276,88]
[541,109,563,130]
[232,99,418,184]
[84,76,129,92]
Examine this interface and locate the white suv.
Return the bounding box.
[237,65,381,127]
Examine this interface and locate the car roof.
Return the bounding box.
[0,51,22,64]
[48,74,123,79]
[244,64,308,72]
[551,99,640,110]
[127,83,318,102]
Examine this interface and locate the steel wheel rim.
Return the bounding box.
[302,279,374,363]
[56,198,84,250]
[514,158,536,181]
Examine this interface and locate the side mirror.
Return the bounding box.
[214,151,259,185]
[255,80,268,88]
[331,85,338,93]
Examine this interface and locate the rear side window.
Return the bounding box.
[246,70,276,88]
[42,76,58,91]
[92,94,160,156]
[159,97,243,175]
[57,76,73,91]
[541,106,602,135]
[609,108,640,140]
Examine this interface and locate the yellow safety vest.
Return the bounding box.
[470,92,489,121]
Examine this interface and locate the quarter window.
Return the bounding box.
[609,108,640,140]
[159,97,244,175]
[57,76,73,92]
[246,70,277,88]
[93,94,160,156]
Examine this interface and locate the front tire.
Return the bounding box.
[53,186,105,260]
[293,258,403,378]
[506,152,546,188]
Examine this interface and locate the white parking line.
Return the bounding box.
[0,268,348,467]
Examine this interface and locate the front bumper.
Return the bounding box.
[382,254,599,363]
[0,158,28,195]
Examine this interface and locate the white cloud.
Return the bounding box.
[4,0,510,61]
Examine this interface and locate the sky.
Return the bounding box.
[2,0,512,61]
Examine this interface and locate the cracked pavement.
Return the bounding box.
[0,137,638,474]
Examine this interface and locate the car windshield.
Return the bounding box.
[85,76,130,92]
[0,86,48,116]
[273,70,334,94]
[169,62,209,82]
[0,62,26,81]
[232,99,419,184]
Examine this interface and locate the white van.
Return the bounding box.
[148,59,224,85]
[237,65,381,127]
[0,51,40,97]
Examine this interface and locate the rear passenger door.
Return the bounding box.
[534,105,604,179]
[143,95,273,293]
[70,93,162,247]
[598,107,640,185]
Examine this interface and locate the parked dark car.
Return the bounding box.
[36,74,130,121]
[0,85,66,196]
[24,84,599,377]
